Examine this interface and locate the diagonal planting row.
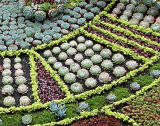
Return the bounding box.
[86,24,154,59]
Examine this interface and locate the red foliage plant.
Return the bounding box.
[71,115,123,126]
[36,60,65,103]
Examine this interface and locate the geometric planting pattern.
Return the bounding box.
[0,0,160,125]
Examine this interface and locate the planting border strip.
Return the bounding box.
[29,54,41,102]
[98,11,160,37]
[88,23,157,59]
[94,17,160,51]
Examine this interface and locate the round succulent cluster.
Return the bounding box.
[111,1,160,31]
[42,36,139,94]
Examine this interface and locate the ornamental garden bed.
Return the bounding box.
[0,0,160,125]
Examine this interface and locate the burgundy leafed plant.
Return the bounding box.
[71,115,123,126]
[36,60,65,103]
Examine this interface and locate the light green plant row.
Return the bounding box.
[99,11,160,37]
[88,23,158,59]
[29,54,41,102]
[101,74,160,111]
[94,17,160,51]
[104,0,117,11]
[82,25,149,63]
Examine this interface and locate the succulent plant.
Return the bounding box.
[151,23,160,32]
[77,102,90,113]
[3,63,11,69]
[113,66,126,77]
[15,76,27,85]
[89,65,101,75]
[85,49,94,57]
[58,52,68,61]
[70,83,83,93]
[57,4,65,13]
[58,67,69,76]
[74,53,84,62]
[147,7,159,16]
[35,11,46,22]
[70,63,81,73]
[126,4,135,11]
[53,27,61,33]
[155,1,160,9]
[17,84,28,94]
[130,0,139,5]
[48,8,57,18]
[69,40,77,47]
[123,10,132,17]
[99,72,111,83]
[2,85,14,95]
[2,76,13,85]
[136,4,147,13]
[77,69,89,79]
[84,12,94,19]
[60,43,70,50]
[120,15,129,20]
[101,60,113,70]
[133,13,144,20]
[73,7,81,12]
[116,3,124,10]
[52,47,61,54]
[120,0,130,4]
[126,60,138,70]
[64,73,76,84]
[3,96,15,107]
[77,44,86,52]
[93,44,102,52]
[112,53,125,64]
[80,9,87,14]
[144,15,154,23]
[77,18,86,25]
[77,36,85,43]
[50,101,66,119]
[79,2,87,7]
[43,50,52,57]
[91,7,100,14]
[81,59,93,69]
[48,57,57,64]
[23,6,34,19]
[129,18,139,25]
[20,96,31,106]
[130,82,140,91]
[68,18,77,24]
[142,0,153,6]
[65,59,74,66]
[106,94,117,103]
[100,49,112,59]
[53,62,63,70]
[3,58,11,64]
[22,115,32,125]
[150,70,160,78]
[14,63,22,70]
[2,69,11,76]
[67,47,77,56]
[85,78,97,88]
[85,4,93,11]
[91,55,102,64]
[112,8,121,14]
[97,1,106,8]
[70,24,79,30]
[85,40,93,47]
[61,22,70,29]
[14,57,21,63]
